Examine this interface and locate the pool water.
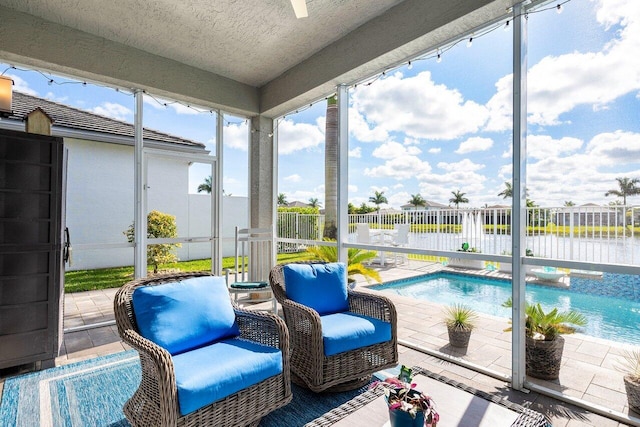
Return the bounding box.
[373,272,640,345]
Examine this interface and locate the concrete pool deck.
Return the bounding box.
[0,260,637,426]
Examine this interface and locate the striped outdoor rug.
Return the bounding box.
[0,350,380,426]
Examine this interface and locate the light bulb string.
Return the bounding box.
[2,0,572,126]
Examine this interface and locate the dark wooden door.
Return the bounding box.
[0,128,65,369]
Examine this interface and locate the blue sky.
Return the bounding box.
[3,0,639,208]
[275,0,640,209]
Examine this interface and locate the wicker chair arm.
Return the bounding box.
[234,306,290,352]
[347,290,397,323]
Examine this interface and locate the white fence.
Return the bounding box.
[277,206,640,266]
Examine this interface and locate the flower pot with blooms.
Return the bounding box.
[371,365,439,427]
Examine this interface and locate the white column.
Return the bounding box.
[133,90,147,279]
[213,112,224,274]
[336,84,349,265]
[511,3,528,391]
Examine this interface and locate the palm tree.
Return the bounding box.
[306,241,381,283]
[564,201,575,207]
[277,193,288,206]
[449,190,469,209]
[408,193,426,210]
[498,181,529,199]
[308,198,321,209]
[324,96,338,239]
[605,177,640,206]
[368,191,388,213]
[497,181,512,199]
[197,175,212,193]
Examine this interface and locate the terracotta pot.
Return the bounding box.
[525,335,564,380]
[624,375,640,412]
[447,325,472,348]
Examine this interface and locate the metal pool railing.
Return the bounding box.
[276,206,639,266]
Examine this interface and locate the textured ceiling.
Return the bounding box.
[0,0,405,87]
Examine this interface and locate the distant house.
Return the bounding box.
[555,203,622,227]
[287,201,311,208]
[0,91,247,270]
[400,200,447,211]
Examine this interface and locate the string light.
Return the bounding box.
[2,0,573,126]
[350,0,572,93]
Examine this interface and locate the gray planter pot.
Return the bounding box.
[447,325,472,348]
[624,375,640,413]
[526,335,564,380]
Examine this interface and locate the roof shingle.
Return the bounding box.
[8,91,206,149]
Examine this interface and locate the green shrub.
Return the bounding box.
[125,210,181,273]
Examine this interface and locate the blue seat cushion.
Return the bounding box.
[320,312,392,356]
[284,263,348,315]
[132,276,240,355]
[172,337,283,416]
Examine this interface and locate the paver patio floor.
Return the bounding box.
[1,260,637,426]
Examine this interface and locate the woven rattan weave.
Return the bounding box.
[269,262,398,393]
[114,271,292,427]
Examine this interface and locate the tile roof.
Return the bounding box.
[7,91,206,149]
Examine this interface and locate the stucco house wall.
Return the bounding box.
[64,137,248,271]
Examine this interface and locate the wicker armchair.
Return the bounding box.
[269,262,398,393]
[114,272,292,427]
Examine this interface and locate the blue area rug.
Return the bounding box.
[0,350,385,426]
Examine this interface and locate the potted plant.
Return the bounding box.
[306,240,381,288]
[503,298,587,380]
[443,304,477,349]
[448,242,484,269]
[372,365,439,427]
[616,349,640,412]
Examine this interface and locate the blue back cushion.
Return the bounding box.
[284,262,348,315]
[132,276,240,355]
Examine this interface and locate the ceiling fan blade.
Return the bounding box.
[290,0,308,18]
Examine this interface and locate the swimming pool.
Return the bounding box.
[373,272,640,345]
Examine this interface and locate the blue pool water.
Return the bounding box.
[373,272,640,345]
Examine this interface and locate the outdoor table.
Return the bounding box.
[306,366,548,427]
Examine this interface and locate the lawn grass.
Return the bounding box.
[64,252,313,293]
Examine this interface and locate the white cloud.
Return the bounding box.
[349,108,389,142]
[486,0,640,131]
[364,142,429,181]
[8,74,37,96]
[284,174,301,182]
[435,158,485,173]
[364,155,431,180]
[349,147,362,158]
[224,121,249,151]
[428,147,441,154]
[91,102,133,121]
[371,141,421,160]
[455,137,494,154]
[527,135,583,160]
[525,131,640,205]
[44,91,69,104]
[585,130,640,165]
[352,71,488,140]
[277,118,324,155]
